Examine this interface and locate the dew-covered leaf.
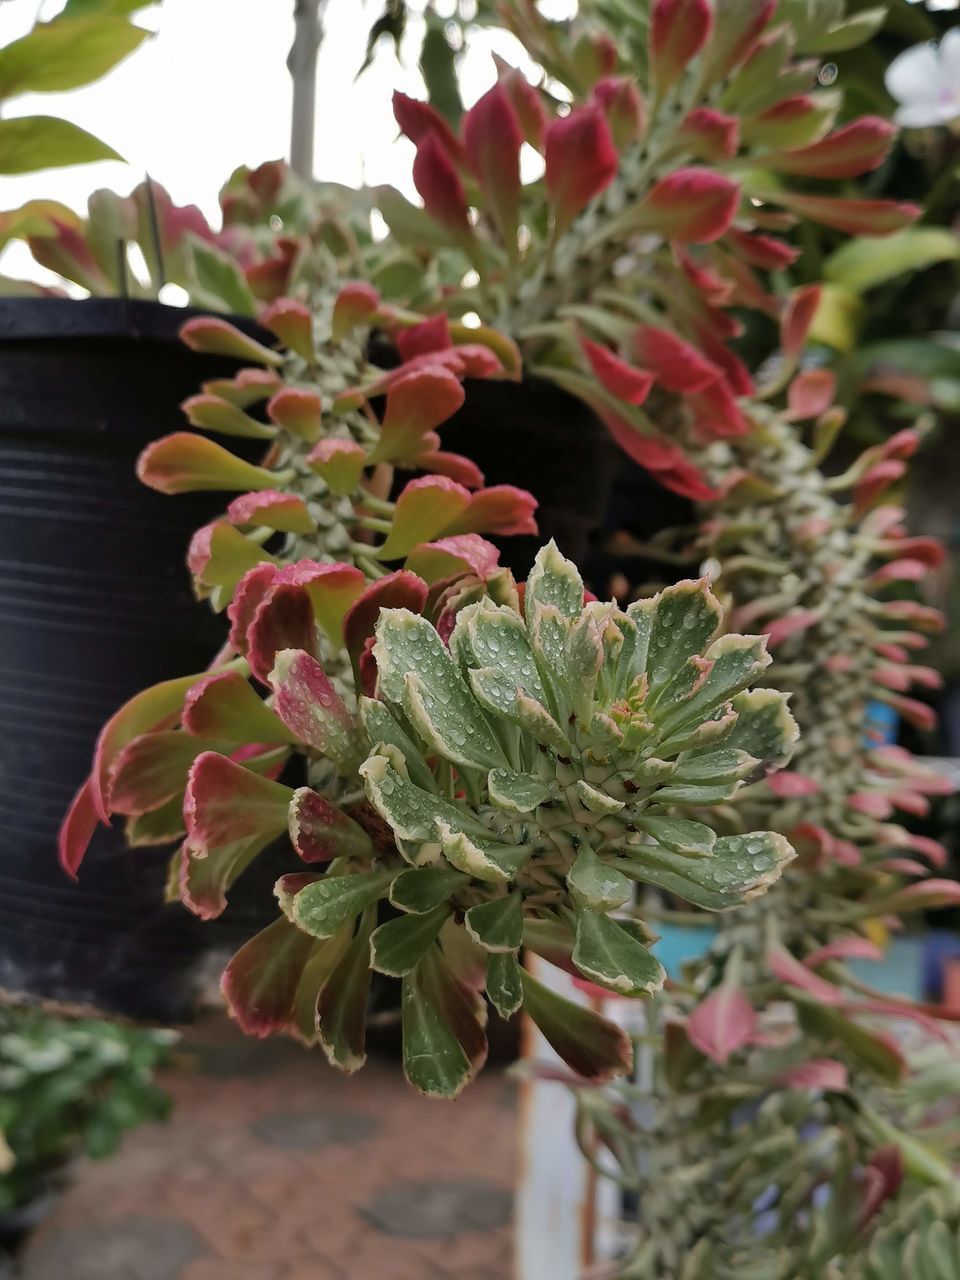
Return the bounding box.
[371,904,450,976]
[293,870,395,939]
[402,944,488,1097]
[573,907,664,996]
[524,539,584,624]
[487,768,550,813]
[375,609,505,769]
[568,847,632,910]
[390,865,468,913]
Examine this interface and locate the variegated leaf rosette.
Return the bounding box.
[216,542,794,1098]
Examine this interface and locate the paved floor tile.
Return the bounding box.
[17,1015,516,1279]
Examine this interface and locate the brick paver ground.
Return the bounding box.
[19,1016,518,1280]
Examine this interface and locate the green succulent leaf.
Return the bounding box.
[646,579,723,694]
[485,952,523,1019]
[525,539,585,624]
[401,944,488,1098]
[573,907,665,996]
[188,237,258,316]
[359,697,437,794]
[360,754,489,847]
[633,815,716,858]
[721,690,799,772]
[568,846,632,910]
[618,832,795,911]
[464,892,523,953]
[436,822,531,883]
[315,909,376,1073]
[370,905,450,977]
[389,865,467,914]
[375,609,506,770]
[293,871,395,940]
[487,768,551,813]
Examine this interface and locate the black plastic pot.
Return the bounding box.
[432,373,621,578]
[0,299,284,1022]
[442,373,694,594]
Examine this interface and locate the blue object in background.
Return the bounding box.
[652,923,928,1000]
[864,698,900,747]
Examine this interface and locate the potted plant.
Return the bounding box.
[0,1004,172,1266]
[38,0,960,1272]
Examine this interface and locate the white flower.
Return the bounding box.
[885,28,960,127]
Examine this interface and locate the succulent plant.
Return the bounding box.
[156,542,796,1098]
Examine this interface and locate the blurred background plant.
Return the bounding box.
[0,1005,173,1226]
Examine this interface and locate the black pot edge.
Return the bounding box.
[0,297,268,345]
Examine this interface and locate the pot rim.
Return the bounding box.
[0,297,266,346]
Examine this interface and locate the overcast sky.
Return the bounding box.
[0,0,572,288]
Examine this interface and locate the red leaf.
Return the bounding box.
[261,298,313,361]
[857,1147,903,1233]
[247,582,317,685]
[770,193,921,237]
[58,776,99,880]
[880,600,945,631]
[632,325,720,391]
[268,648,357,754]
[787,369,836,420]
[306,438,367,496]
[182,669,292,744]
[343,570,430,671]
[781,285,822,360]
[445,484,539,538]
[267,387,322,441]
[768,945,844,1004]
[226,490,314,534]
[494,59,547,150]
[805,937,884,969]
[581,337,655,404]
[393,91,466,165]
[593,77,645,149]
[687,985,757,1064]
[463,83,523,250]
[769,117,895,179]
[332,281,381,341]
[288,787,372,862]
[725,228,799,269]
[184,751,291,855]
[372,366,466,463]
[413,131,470,234]
[394,313,451,361]
[688,376,750,439]
[849,791,894,819]
[767,770,820,798]
[221,915,316,1038]
[405,535,501,584]
[777,1058,849,1091]
[544,104,618,233]
[89,671,205,822]
[649,0,713,87]
[761,609,820,648]
[136,433,276,496]
[180,316,282,365]
[414,449,485,489]
[639,167,740,244]
[678,108,739,161]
